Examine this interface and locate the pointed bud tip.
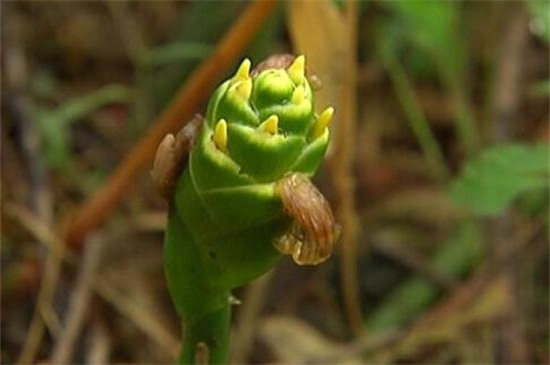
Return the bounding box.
[234,58,251,81]
[259,115,279,135]
[311,107,334,139]
[213,119,228,151]
[319,107,334,122]
[287,55,305,85]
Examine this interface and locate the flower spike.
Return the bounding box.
[258,115,279,135]
[287,55,305,85]
[213,119,228,151]
[311,107,334,139]
[161,56,338,365]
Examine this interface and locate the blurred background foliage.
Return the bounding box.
[1,1,548,364]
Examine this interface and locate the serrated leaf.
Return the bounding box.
[449,143,549,216]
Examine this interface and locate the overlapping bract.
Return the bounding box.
[165,56,334,320]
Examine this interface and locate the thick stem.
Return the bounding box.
[164,211,232,364]
[179,299,231,365]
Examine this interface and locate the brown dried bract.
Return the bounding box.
[151,115,203,199]
[251,54,322,90]
[251,54,296,76]
[275,173,340,265]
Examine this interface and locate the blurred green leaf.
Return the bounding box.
[140,42,213,67]
[148,1,246,109]
[379,0,478,155]
[146,1,284,113]
[527,0,550,42]
[35,85,133,170]
[381,0,465,75]
[529,79,550,96]
[449,143,549,216]
[377,30,450,183]
[367,219,483,331]
[378,0,465,82]
[517,188,549,218]
[383,0,458,55]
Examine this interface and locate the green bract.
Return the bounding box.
[161,56,334,363]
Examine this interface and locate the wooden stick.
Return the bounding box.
[65,0,278,248]
[51,236,104,364]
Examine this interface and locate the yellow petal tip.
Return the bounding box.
[287,55,305,85]
[259,115,279,135]
[312,107,334,138]
[233,58,251,81]
[213,119,228,151]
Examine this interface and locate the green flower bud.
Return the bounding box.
[163,56,335,322]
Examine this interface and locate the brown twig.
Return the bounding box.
[435,221,544,323]
[64,0,279,248]
[107,0,154,131]
[8,203,180,360]
[7,204,67,365]
[85,321,111,365]
[368,219,545,363]
[331,0,362,334]
[92,278,180,358]
[4,8,59,363]
[489,4,529,143]
[231,272,274,363]
[106,1,148,65]
[487,4,531,362]
[51,235,104,364]
[373,240,458,291]
[4,6,53,226]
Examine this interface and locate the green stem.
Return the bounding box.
[434,47,479,157]
[380,43,450,184]
[445,71,479,157]
[164,211,232,364]
[179,299,231,364]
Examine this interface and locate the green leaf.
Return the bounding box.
[383,0,458,54]
[530,80,550,97]
[140,42,213,67]
[35,85,133,170]
[449,143,549,216]
[381,0,465,69]
[366,219,483,331]
[378,0,478,156]
[528,0,550,42]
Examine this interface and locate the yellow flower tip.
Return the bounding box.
[287,55,305,85]
[232,79,252,101]
[212,119,228,151]
[312,107,334,139]
[259,115,279,135]
[233,58,251,81]
[291,85,306,104]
